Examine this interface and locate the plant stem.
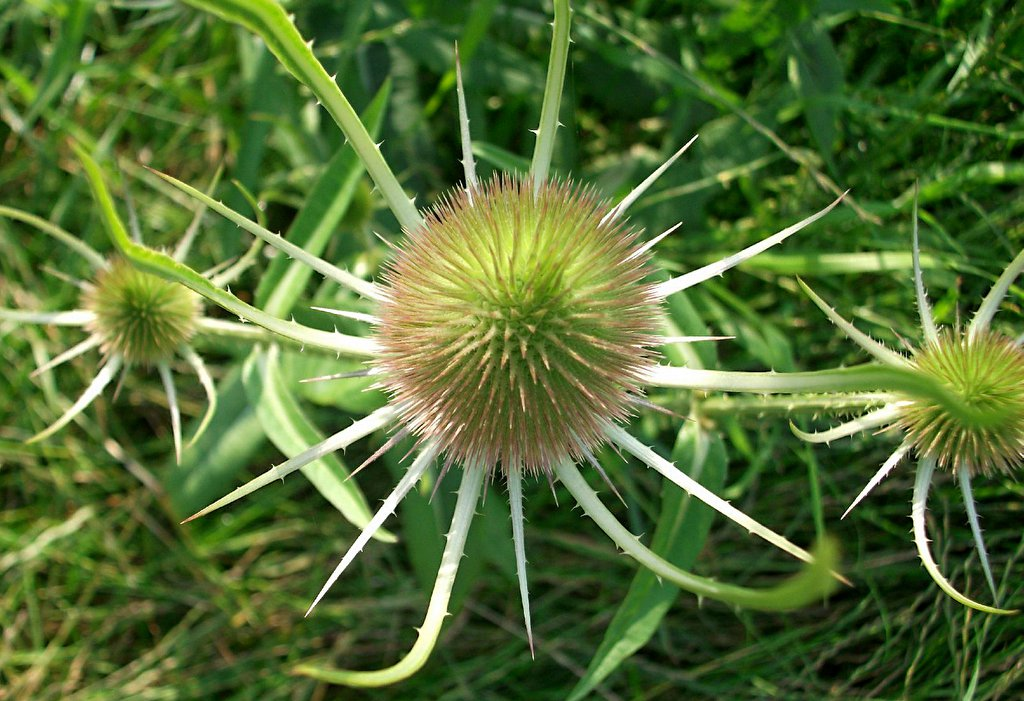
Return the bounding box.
[697,392,891,417]
[530,0,571,193]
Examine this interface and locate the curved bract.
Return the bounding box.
[554,461,841,611]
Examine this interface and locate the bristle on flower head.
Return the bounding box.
[375,175,662,477]
[83,260,199,365]
[900,330,1024,476]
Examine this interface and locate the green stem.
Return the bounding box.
[194,317,285,344]
[530,0,571,193]
[697,393,892,418]
[649,363,997,431]
[180,0,422,232]
[554,461,840,611]
[295,464,486,686]
[191,318,375,357]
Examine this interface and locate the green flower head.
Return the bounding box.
[377,175,661,476]
[84,259,199,366]
[900,329,1024,477]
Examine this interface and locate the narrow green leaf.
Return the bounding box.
[787,20,844,167]
[471,141,531,175]
[567,424,727,701]
[0,205,106,270]
[692,250,949,276]
[24,0,92,127]
[422,0,500,117]
[216,43,292,256]
[242,346,394,542]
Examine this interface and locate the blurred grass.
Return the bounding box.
[2,0,1023,699]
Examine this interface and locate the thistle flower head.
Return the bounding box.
[0,162,228,464]
[784,195,1024,614]
[901,329,1024,476]
[376,175,661,476]
[83,259,200,365]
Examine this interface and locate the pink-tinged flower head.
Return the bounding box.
[376,175,661,476]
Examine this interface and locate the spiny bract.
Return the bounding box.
[375,175,661,476]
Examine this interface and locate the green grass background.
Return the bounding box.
[1,1,1022,698]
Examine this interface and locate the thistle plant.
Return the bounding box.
[789,197,1023,616]
[0,186,227,463]
[652,196,1022,615]
[52,0,859,687]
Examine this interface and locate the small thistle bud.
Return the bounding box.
[375,175,662,476]
[83,260,200,365]
[899,330,1024,476]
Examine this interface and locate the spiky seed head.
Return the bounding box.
[375,175,662,477]
[899,330,1024,476]
[83,260,199,365]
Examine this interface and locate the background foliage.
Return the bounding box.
[1,0,1022,698]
